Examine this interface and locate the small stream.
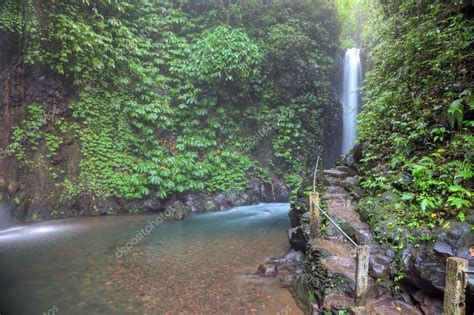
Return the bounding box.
[0,203,302,314]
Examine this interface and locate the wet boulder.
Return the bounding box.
[433,221,473,260]
[165,200,189,220]
[272,178,290,202]
[401,220,474,295]
[323,169,349,179]
[288,225,309,252]
[283,249,305,264]
[402,247,446,294]
[141,196,162,212]
[270,249,305,265]
[337,142,364,167]
[350,186,364,201]
[258,263,277,277]
[369,250,394,279]
[289,195,307,227]
[335,165,352,173]
[341,176,360,189]
[74,191,119,216]
[412,290,442,315]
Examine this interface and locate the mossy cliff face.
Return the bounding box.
[0,64,79,219]
[0,65,293,220]
[0,0,342,221]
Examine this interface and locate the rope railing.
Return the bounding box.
[309,157,470,313]
[311,156,358,247]
[309,156,369,307]
[311,199,358,247]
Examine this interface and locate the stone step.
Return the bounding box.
[335,165,352,173]
[309,239,384,297]
[324,186,348,195]
[324,169,349,179]
[309,239,422,315]
[309,239,356,279]
[322,191,372,245]
[325,202,367,230]
[323,193,349,201]
[309,167,424,315]
[324,176,342,187]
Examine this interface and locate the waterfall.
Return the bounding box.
[341,48,362,155]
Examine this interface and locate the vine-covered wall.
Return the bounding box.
[0,0,342,219]
[357,0,473,248]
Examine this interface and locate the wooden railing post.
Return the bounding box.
[319,157,324,187]
[355,245,369,307]
[309,192,320,238]
[443,256,468,315]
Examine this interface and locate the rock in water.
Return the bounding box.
[165,201,189,220]
[258,264,277,277]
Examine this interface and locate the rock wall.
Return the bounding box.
[0,62,80,220]
[0,60,292,222]
[323,48,344,168]
[289,166,424,314]
[288,156,473,313]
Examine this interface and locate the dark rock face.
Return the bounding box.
[401,221,474,296]
[165,200,188,220]
[336,142,364,168]
[412,290,443,315]
[288,209,302,228]
[369,247,395,279]
[341,176,360,189]
[0,64,79,221]
[288,225,309,252]
[62,191,120,217]
[323,86,343,169]
[141,196,163,212]
[272,177,290,202]
[182,181,287,214]
[0,62,290,220]
[181,177,289,213]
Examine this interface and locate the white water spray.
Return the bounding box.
[341,48,362,155]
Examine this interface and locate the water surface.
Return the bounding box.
[341,48,362,155]
[0,203,302,314]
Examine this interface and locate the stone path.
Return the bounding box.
[307,166,423,314]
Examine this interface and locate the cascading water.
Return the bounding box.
[341,48,362,155]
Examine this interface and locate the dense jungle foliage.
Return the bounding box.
[358,0,473,247]
[0,0,340,205]
[1,0,472,235]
